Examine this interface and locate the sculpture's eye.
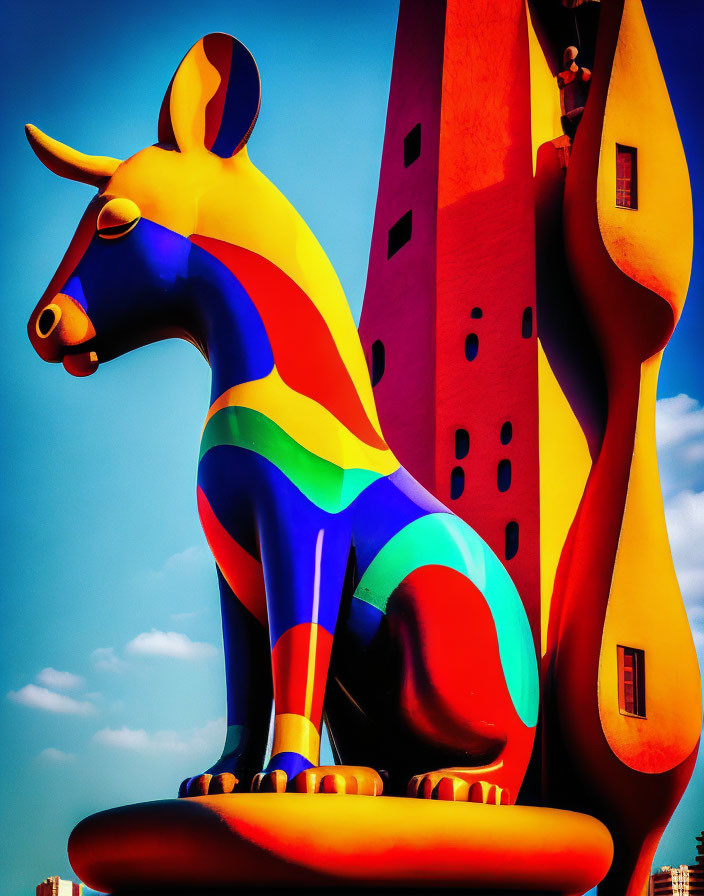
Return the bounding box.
[97,197,141,239]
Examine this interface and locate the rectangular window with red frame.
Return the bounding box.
[618,645,646,717]
[616,144,638,209]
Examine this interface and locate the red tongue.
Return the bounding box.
[63,350,99,377]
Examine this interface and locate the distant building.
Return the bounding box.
[649,864,704,896]
[36,876,82,896]
[697,831,704,867]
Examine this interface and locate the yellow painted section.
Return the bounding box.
[596,0,693,315]
[526,3,563,174]
[169,39,222,152]
[272,713,321,765]
[537,343,591,656]
[106,146,384,443]
[598,355,702,773]
[205,368,398,476]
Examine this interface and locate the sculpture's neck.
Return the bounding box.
[186,240,275,402]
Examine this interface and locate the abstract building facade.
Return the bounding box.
[36,877,82,896]
[360,2,701,895]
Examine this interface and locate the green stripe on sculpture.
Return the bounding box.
[353,513,538,728]
[200,406,381,513]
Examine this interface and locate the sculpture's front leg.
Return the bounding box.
[252,505,359,792]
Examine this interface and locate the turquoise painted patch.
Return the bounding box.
[353,513,539,728]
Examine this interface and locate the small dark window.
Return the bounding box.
[618,646,646,717]
[500,422,512,445]
[455,429,469,459]
[522,307,533,339]
[388,211,412,258]
[450,466,465,500]
[470,307,483,319]
[616,144,638,209]
[505,521,519,560]
[465,333,479,361]
[371,340,385,387]
[497,459,511,492]
[404,124,421,167]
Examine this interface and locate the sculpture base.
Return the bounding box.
[69,794,612,893]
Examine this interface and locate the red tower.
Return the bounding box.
[359,0,541,646]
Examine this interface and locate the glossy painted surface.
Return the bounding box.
[25,31,538,826]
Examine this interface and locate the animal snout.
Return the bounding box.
[28,292,96,362]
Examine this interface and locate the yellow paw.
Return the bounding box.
[292,765,383,795]
[408,773,510,805]
[179,772,239,797]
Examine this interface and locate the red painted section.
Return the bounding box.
[271,623,333,725]
[359,0,540,646]
[389,564,533,802]
[192,236,387,451]
[197,485,267,626]
[358,0,446,488]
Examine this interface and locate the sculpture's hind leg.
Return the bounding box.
[180,569,272,796]
[388,564,537,804]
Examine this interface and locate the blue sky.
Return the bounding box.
[1,2,701,895]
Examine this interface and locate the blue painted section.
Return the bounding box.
[264,750,313,779]
[212,39,261,158]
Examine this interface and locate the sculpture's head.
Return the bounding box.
[26,33,261,376]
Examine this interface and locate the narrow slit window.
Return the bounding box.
[450,466,465,500]
[618,645,646,718]
[371,340,385,387]
[616,144,638,209]
[500,422,513,445]
[497,459,512,492]
[465,333,479,361]
[404,124,421,167]
[388,211,412,258]
[455,429,469,459]
[522,307,533,339]
[505,521,519,560]
[470,307,483,319]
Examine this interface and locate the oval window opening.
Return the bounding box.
[500,421,512,445]
[497,459,511,492]
[371,340,385,386]
[522,307,533,339]
[450,466,464,500]
[470,307,483,319]
[465,333,479,361]
[505,521,519,560]
[455,429,469,460]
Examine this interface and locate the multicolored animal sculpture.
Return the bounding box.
[25,34,538,802]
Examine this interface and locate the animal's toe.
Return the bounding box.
[209,772,238,794]
[467,781,510,805]
[251,769,288,793]
[292,766,383,795]
[179,774,213,797]
[320,773,347,794]
[436,776,470,801]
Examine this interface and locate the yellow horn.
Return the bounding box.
[25,124,122,187]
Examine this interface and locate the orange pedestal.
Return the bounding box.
[69,794,613,893]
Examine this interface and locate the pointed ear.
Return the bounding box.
[158,33,261,158]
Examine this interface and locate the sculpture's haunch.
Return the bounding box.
[25,33,539,804]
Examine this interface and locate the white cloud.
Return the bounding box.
[656,395,704,498]
[36,668,84,690]
[170,610,203,622]
[92,717,225,756]
[7,684,95,716]
[125,630,217,661]
[657,395,704,657]
[91,646,129,673]
[38,747,76,762]
[147,545,210,581]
